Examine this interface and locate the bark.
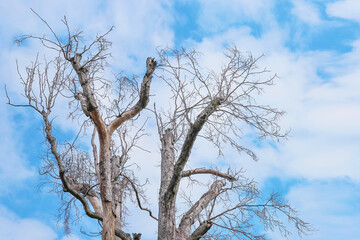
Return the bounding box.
[111,156,121,216]
[165,97,223,203]
[189,221,213,240]
[92,128,101,181]
[88,109,113,240]
[132,233,142,240]
[177,180,225,239]
[115,229,131,240]
[158,129,177,240]
[102,201,115,240]
[111,156,124,240]
[70,53,97,113]
[99,141,115,240]
[87,195,103,216]
[181,168,236,182]
[65,176,103,215]
[74,92,90,117]
[158,98,223,240]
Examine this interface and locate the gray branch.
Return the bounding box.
[181,168,236,182]
[188,221,213,240]
[177,180,226,238]
[165,97,223,202]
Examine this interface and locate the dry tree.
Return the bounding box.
[7,11,312,240]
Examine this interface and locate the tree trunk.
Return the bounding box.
[102,202,116,239]
[99,139,116,240]
[158,129,177,240]
[112,156,123,240]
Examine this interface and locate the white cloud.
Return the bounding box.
[0,205,57,240]
[0,96,35,191]
[291,0,322,25]
[0,0,175,77]
[61,235,82,240]
[182,22,360,183]
[283,181,360,240]
[327,0,360,23]
[196,0,275,33]
[103,0,174,72]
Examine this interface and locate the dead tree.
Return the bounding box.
[153,48,311,240]
[7,13,311,240]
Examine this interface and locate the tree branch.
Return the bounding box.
[42,113,102,221]
[119,173,158,221]
[177,180,226,238]
[74,92,90,117]
[65,176,103,216]
[69,54,107,140]
[181,168,236,182]
[91,128,101,181]
[115,229,131,240]
[189,220,213,240]
[108,57,157,135]
[165,97,223,201]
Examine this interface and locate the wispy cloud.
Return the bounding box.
[0,204,57,240]
[196,0,275,35]
[285,180,360,239]
[327,0,360,23]
[291,0,322,25]
[0,97,35,191]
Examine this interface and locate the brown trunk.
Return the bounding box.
[102,202,116,240]
[99,135,116,240]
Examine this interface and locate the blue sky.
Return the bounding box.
[1,0,360,239]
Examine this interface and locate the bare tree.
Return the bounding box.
[7,12,312,240]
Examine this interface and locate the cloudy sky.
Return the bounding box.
[0,0,360,239]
